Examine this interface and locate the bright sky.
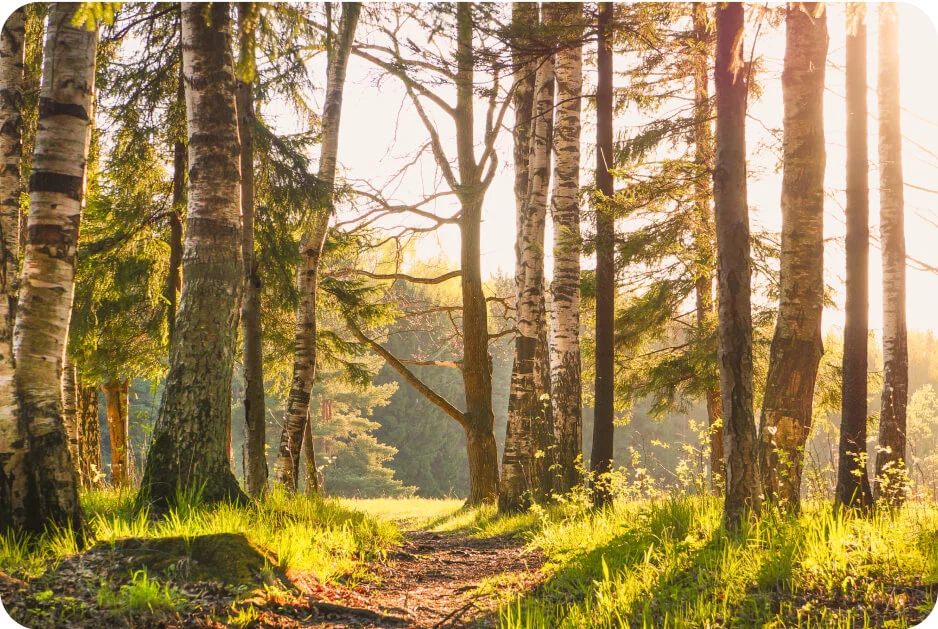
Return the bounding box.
[277,3,938,335]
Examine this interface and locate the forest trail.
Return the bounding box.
[293,528,545,628]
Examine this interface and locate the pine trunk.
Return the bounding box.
[759,3,828,510]
[237,5,267,498]
[501,4,556,512]
[0,5,26,532]
[103,379,129,487]
[836,6,872,510]
[549,2,583,495]
[138,2,246,511]
[274,3,360,491]
[61,356,79,473]
[874,3,908,506]
[9,2,95,535]
[76,380,100,488]
[714,1,762,529]
[692,2,724,494]
[590,1,615,505]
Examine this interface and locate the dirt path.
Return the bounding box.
[0,527,545,628]
[284,529,545,628]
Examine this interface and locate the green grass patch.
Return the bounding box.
[96,568,184,614]
[1,486,401,584]
[497,496,938,628]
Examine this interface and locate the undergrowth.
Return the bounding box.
[1,486,400,583]
[495,496,938,628]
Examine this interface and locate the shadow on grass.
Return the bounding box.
[491,499,938,628]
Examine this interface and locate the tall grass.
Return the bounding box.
[497,496,938,628]
[1,486,401,582]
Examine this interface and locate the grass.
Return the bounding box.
[494,496,938,628]
[4,490,937,628]
[96,568,184,614]
[1,486,401,584]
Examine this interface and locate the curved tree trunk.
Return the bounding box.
[874,3,908,506]
[714,1,762,530]
[76,379,101,488]
[549,2,583,496]
[501,4,555,512]
[0,5,26,531]
[275,3,361,491]
[302,418,320,495]
[103,379,129,487]
[758,3,828,510]
[10,2,95,535]
[836,5,873,510]
[589,1,615,506]
[691,2,723,494]
[237,3,267,497]
[137,2,246,511]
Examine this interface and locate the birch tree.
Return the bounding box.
[138,2,246,510]
[714,1,762,529]
[0,6,26,529]
[759,2,828,510]
[274,2,361,491]
[874,3,908,505]
[501,2,556,512]
[549,2,584,495]
[8,2,96,534]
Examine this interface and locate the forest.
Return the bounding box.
[1,2,938,628]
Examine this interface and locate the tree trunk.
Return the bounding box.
[302,417,319,495]
[758,3,828,510]
[61,356,79,473]
[691,2,724,494]
[0,5,26,532]
[9,2,95,536]
[138,2,246,511]
[166,63,185,342]
[274,3,360,491]
[836,5,872,510]
[501,4,556,512]
[102,379,129,487]
[237,3,267,497]
[455,3,499,506]
[76,379,100,488]
[714,1,762,530]
[874,3,908,506]
[589,1,615,506]
[549,2,584,496]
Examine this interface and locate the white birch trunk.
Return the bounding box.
[275,3,361,490]
[501,5,555,511]
[11,2,95,534]
[0,5,26,530]
[548,2,583,494]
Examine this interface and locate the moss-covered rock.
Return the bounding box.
[98,532,289,588]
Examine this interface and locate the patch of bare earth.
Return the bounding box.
[356,530,544,627]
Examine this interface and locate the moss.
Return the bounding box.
[100,533,289,588]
